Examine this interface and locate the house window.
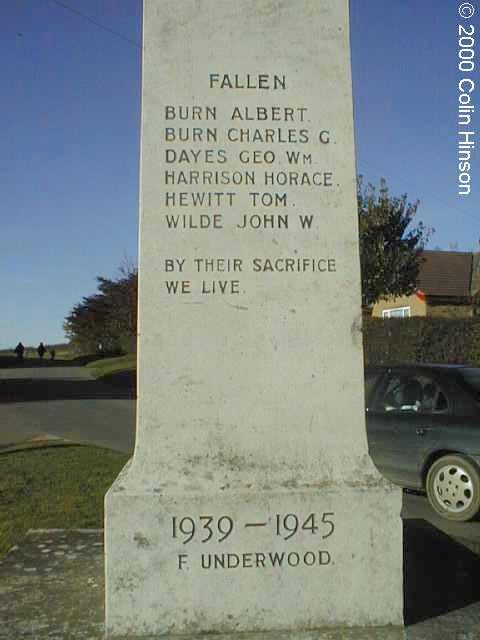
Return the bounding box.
[382,307,411,319]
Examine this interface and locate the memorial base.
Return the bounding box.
[105,467,403,638]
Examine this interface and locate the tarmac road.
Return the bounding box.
[402,490,480,550]
[0,363,135,453]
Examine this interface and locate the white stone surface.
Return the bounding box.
[106,484,402,635]
[105,0,403,636]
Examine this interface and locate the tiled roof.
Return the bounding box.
[418,251,473,298]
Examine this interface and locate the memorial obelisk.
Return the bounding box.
[105,1,404,636]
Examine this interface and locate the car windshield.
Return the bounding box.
[458,368,480,399]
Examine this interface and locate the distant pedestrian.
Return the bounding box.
[14,342,25,361]
[50,348,56,361]
[37,342,46,359]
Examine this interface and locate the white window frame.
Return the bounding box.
[382,306,411,319]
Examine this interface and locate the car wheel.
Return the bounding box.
[426,454,480,522]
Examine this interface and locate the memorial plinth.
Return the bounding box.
[105,1,404,636]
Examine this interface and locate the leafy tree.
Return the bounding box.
[64,262,138,354]
[357,177,433,308]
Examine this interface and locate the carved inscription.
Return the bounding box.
[172,512,336,571]
[161,72,337,297]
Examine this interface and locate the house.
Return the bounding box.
[372,250,480,319]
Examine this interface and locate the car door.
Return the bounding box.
[366,369,439,489]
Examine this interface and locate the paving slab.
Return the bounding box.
[0,529,104,639]
[1,529,480,639]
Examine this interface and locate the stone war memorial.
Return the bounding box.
[105,0,404,637]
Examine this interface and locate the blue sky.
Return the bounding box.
[1,1,478,348]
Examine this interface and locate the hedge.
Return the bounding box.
[363,317,480,366]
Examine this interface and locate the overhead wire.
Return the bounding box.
[47,0,140,48]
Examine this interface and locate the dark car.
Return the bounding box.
[365,364,480,522]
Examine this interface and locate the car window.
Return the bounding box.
[434,391,448,412]
[364,370,382,405]
[458,368,480,401]
[375,373,449,415]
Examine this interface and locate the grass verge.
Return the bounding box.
[0,445,129,557]
[86,353,136,379]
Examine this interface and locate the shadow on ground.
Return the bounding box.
[100,370,136,390]
[404,518,480,625]
[0,372,136,403]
